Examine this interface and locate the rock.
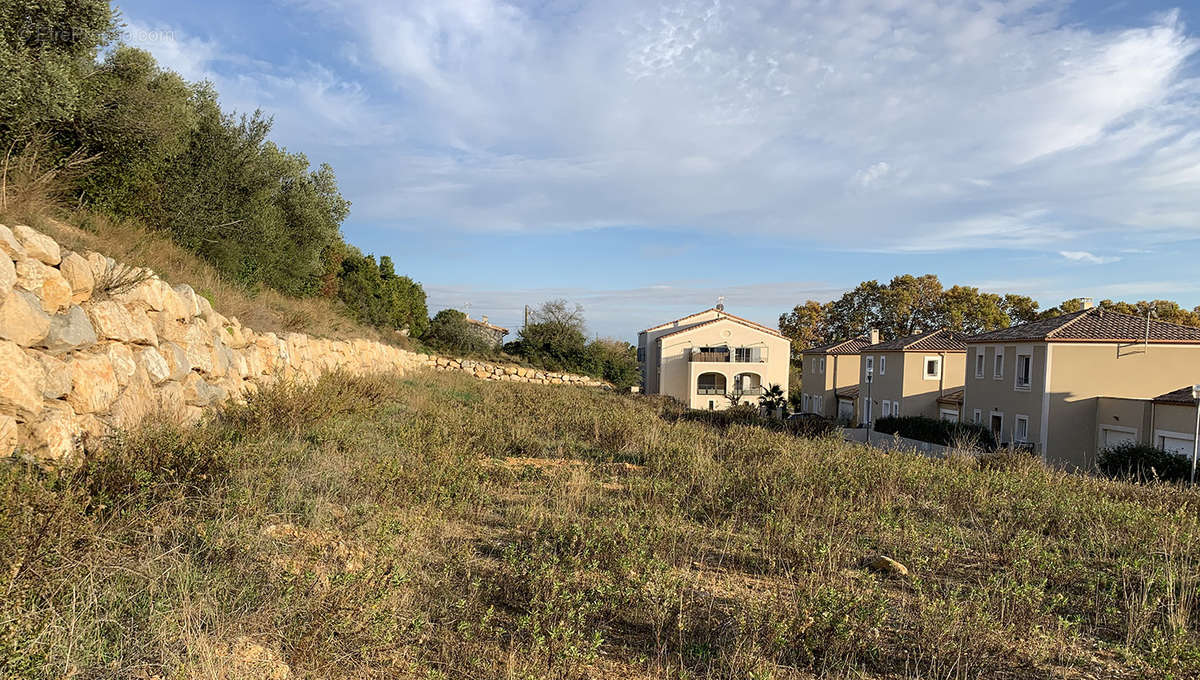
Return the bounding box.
[181,373,216,406]
[12,225,60,266]
[19,408,81,464]
[0,340,46,420]
[0,414,16,455]
[137,347,170,384]
[40,305,97,352]
[0,225,25,258]
[114,278,171,312]
[58,252,95,303]
[125,307,158,346]
[105,343,137,387]
[0,254,13,299]
[866,554,909,577]
[0,289,51,347]
[108,373,156,429]
[66,352,120,414]
[173,284,201,318]
[87,301,135,342]
[158,341,191,381]
[15,257,70,313]
[157,379,186,415]
[33,352,72,399]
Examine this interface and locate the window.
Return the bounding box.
[882,401,891,418]
[893,401,899,415]
[637,346,645,362]
[924,356,941,380]
[1015,354,1032,390]
[1156,431,1195,455]
[815,395,824,413]
[879,355,887,375]
[973,409,982,424]
[865,356,874,375]
[802,394,810,412]
[735,347,763,362]
[1014,415,1029,443]
[820,357,826,373]
[974,350,984,378]
[993,347,1004,379]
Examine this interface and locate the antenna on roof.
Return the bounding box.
[715,296,725,312]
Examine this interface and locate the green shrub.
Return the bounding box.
[1098,442,1192,483]
[874,415,997,450]
[786,413,841,438]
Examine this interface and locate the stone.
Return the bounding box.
[12,225,60,266]
[865,555,909,577]
[0,414,16,455]
[15,257,71,313]
[158,341,191,381]
[87,301,135,342]
[33,352,72,399]
[66,352,120,414]
[108,373,156,429]
[19,410,80,463]
[58,252,95,303]
[114,278,171,312]
[137,347,170,384]
[105,343,137,387]
[0,225,25,258]
[173,284,201,318]
[0,289,51,347]
[84,251,110,281]
[158,379,186,414]
[40,305,98,353]
[182,373,216,406]
[0,253,13,299]
[197,293,213,319]
[125,307,158,346]
[0,340,46,420]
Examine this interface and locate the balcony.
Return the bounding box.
[696,386,764,396]
[691,350,731,362]
[689,348,768,363]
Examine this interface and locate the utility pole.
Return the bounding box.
[1192,384,1200,484]
[524,305,530,331]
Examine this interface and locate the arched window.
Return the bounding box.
[697,372,726,395]
[733,372,762,395]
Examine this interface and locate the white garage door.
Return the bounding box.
[1101,427,1136,449]
[1158,435,1194,456]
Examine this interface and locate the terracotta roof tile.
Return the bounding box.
[1154,386,1199,404]
[801,337,871,355]
[836,384,859,400]
[654,312,785,341]
[937,388,965,404]
[865,329,967,352]
[967,309,1200,344]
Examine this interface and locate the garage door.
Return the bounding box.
[1158,435,1194,456]
[1100,427,1136,449]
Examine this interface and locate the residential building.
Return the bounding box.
[963,306,1200,469]
[464,314,509,349]
[637,307,790,410]
[858,329,967,424]
[798,333,874,421]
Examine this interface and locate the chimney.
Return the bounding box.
[1081,297,1094,310]
[869,328,880,345]
[481,315,488,324]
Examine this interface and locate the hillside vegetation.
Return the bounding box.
[4,370,1198,679]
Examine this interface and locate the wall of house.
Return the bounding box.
[859,350,904,421]
[656,318,790,410]
[963,344,1048,448]
[638,310,721,394]
[1046,343,1200,470]
[801,352,860,419]
[0,225,609,466]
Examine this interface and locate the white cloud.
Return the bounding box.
[1059,250,1122,265]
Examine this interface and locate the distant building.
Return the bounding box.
[637,307,790,410]
[857,329,968,424]
[464,314,509,349]
[963,305,1200,468]
[798,333,874,422]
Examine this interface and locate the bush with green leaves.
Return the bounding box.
[424,308,494,354]
[1097,442,1192,483]
[874,415,997,450]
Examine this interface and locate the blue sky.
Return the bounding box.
[113,0,1200,341]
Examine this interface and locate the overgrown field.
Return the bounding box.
[3,371,1199,679]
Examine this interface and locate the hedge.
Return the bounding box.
[873,416,997,450]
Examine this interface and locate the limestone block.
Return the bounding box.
[0,253,13,299]
[0,339,45,420]
[87,301,135,342]
[12,225,60,266]
[105,343,137,387]
[59,252,94,303]
[15,257,70,313]
[108,373,156,429]
[66,352,120,414]
[158,379,186,415]
[138,347,170,385]
[0,414,16,455]
[125,306,158,346]
[33,352,71,399]
[158,341,192,381]
[173,284,201,318]
[19,410,80,463]
[40,305,97,352]
[0,289,50,347]
[0,225,25,258]
[182,373,216,406]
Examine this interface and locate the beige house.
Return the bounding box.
[464,314,509,349]
[963,307,1200,469]
[637,307,790,410]
[798,334,873,421]
[858,330,967,424]
[1094,387,1199,461]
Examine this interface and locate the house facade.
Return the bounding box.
[857,330,967,424]
[464,314,509,349]
[798,334,872,421]
[638,307,790,410]
[963,307,1200,469]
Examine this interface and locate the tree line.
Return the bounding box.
[779,274,1200,353]
[0,1,425,334]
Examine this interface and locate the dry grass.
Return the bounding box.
[3,370,1200,679]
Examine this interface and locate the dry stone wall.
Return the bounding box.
[0,224,609,465]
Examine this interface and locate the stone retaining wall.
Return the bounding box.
[0,224,609,465]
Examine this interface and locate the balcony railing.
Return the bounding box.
[689,352,767,363]
[696,386,763,396]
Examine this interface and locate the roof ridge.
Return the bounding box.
[641,308,716,333]
[902,328,941,349]
[654,314,785,341]
[1045,308,1095,339]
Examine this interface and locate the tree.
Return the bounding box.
[759,383,788,415]
[825,280,886,340]
[425,309,492,353]
[585,339,639,389]
[881,274,944,336]
[778,300,831,355]
[1001,294,1040,325]
[941,285,1009,334]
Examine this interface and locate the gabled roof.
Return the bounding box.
[865,329,967,353]
[966,308,1200,344]
[836,385,859,400]
[1154,386,1198,405]
[801,337,871,355]
[936,388,965,405]
[465,317,509,334]
[642,307,782,338]
[641,308,718,333]
[654,311,786,342]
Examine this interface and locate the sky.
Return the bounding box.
[112,0,1200,341]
